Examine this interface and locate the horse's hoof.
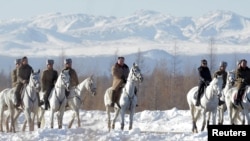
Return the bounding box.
[37,122,41,128]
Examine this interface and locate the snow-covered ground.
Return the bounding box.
[0,107,232,141]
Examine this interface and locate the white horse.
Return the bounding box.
[0,88,22,132]
[21,70,41,131]
[186,75,223,133]
[48,69,70,129]
[225,83,250,125]
[104,63,143,131]
[66,75,97,128]
[217,70,236,125]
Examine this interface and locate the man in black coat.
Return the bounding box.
[196,59,212,106]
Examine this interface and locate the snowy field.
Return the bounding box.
[0,107,231,141]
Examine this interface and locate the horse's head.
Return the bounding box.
[227,70,236,86]
[86,75,97,96]
[131,63,143,83]
[29,69,41,92]
[212,74,224,97]
[60,69,70,91]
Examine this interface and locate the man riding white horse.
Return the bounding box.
[41,59,58,110]
[63,58,79,98]
[235,59,250,106]
[15,56,42,108]
[213,61,228,105]
[11,58,21,88]
[196,59,212,106]
[110,57,130,108]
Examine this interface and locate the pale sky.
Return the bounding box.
[0,0,249,20]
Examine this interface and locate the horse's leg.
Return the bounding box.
[201,111,207,131]
[37,108,44,128]
[0,107,4,132]
[244,109,250,125]
[68,112,75,129]
[111,107,120,130]
[57,106,66,129]
[23,111,32,131]
[67,104,77,129]
[9,107,16,133]
[129,106,135,130]
[217,106,223,125]
[76,109,80,128]
[22,120,27,131]
[119,107,125,130]
[50,109,55,128]
[190,105,198,133]
[106,106,111,131]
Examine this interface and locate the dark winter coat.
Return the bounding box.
[17,64,33,84]
[235,66,250,89]
[41,69,58,92]
[198,66,212,84]
[111,63,129,91]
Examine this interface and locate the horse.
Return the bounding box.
[48,69,70,129]
[186,75,223,133]
[21,70,41,131]
[225,81,250,125]
[104,63,143,131]
[66,75,96,128]
[217,70,236,125]
[0,88,22,132]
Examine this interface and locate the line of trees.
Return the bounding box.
[0,40,242,112]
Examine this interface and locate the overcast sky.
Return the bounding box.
[0,0,249,20]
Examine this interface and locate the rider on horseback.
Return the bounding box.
[41,59,58,110]
[213,61,228,105]
[196,59,212,106]
[11,58,21,88]
[15,56,38,107]
[63,58,79,98]
[235,59,250,105]
[110,56,129,108]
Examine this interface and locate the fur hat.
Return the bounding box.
[64,58,72,64]
[219,61,227,67]
[46,59,54,65]
[118,56,125,60]
[15,59,21,64]
[201,59,207,64]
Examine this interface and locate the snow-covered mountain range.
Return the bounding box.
[0,10,249,75]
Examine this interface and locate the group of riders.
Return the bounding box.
[12,56,79,110]
[11,56,132,110]
[196,58,250,107]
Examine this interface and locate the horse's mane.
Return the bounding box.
[208,75,223,88]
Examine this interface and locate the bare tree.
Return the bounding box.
[207,37,217,73]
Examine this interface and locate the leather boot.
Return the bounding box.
[235,89,243,105]
[195,93,201,106]
[15,93,21,108]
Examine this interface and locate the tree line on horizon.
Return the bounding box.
[0,39,242,112]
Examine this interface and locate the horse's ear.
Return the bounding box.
[38,69,40,73]
[31,69,34,73]
[133,62,135,67]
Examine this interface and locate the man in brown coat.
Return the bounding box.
[63,58,79,97]
[11,58,21,88]
[15,56,34,107]
[235,59,250,105]
[111,56,129,108]
[41,59,58,110]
